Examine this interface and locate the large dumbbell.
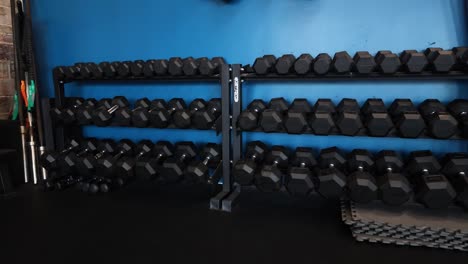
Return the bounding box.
[316,147,347,199]
[238,99,267,131]
[168,57,188,76]
[253,55,277,75]
[151,98,187,128]
[336,98,363,136]
[400,50,428,73]
[78,63,104,79]
[131,99,167,128]
[192,98,221,130]
[332,51,354,73]
[284,99,312,134]
[61,98,98,125]
[275,54,296,74]
[308,99,336,135]
[115,140,154,180]
[294,54,314,75]
[62,138,99,173]
[183,57,208,76]
[447,99,468,138]
[388,99,426,138]
[173,99,207,128]
[143,59,169,77]
[347,149,378,203]
[114,98,151,126]
[161,142,197,183]
[39,139,80,171]
[406,150,456,209]
[115,61,135,78]
[313,53,332,75]
[76,98,110,125]
[419,99,458,139]
[375,150,411,205]
[424,48,456,72]
[75,139,116,177]
[92,96,129,127]
[362,99,394,137]
[185,143,222,183]
[259,97,289,132]
[98,62,117,78]
[96,139,135,177]
[285,147,317,196]
[375,50,401,74]
[199,57,226,76]
[232,141,268,185]
[50,98,84,124]
[129,60,145,77]
[63,64,80,79]
[135,141,173,180]
[353,51,376,74]
[441,153,468,209]
[255,145,289,192]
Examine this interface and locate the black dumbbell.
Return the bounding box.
[316,147,347,199]
[82,62,104,79]
[39,139,80,171]
[92,96,130,127]
[353,51,376,74]
[447,99,468,138]
[135,141,174,180]
[199,57,226,76]
[253,55,277,75]
[284,99,312,134]
[76,98,111,126]
[114,98,151,126]
[308,99,336,135]
[96,139,135,177]
[115,140,154,180]
[347,149,378,203]
[63,65,80,79]
[232,141,268,186]
[259,97,289,132]
[50,97,85,123]
[185,143,222,183]
[151,98,186,128]
[419,99,458,139]
[173,99,207,128]
[388,99,426,138]
[406,150,456,209]
[54,66,67,80]
[168,57,186,76]
[256,145,289,192]
[143,59,169,77]
[161,142,197,183]
[332,51,354,73]
[238,99,267,131]
[375,50,401,74]
[285,147,317,196]
[116,61,132,77]
[375,150,411,205]
[192,98,221,130]
[99,62,120,78]
[452,47,468,70]
[61,98,98,125]
[62,138,99,173]
[132,99,167,128]
[400,50,428,73]
[441,153,468,209]
[313,53,332,75]
[275,54,296,74]
[183,57,208,76]
[336,98,363,136]
[129,60,145,77]
[294,54,313,75]
[75,139,116,177]
[362,99,394,137]
[424,48,456,72]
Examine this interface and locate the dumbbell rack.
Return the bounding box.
[48,65,232,208]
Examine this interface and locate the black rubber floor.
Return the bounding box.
[1,183,466,263]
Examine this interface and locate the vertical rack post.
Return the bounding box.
[53,70,65,150]
[231,64,242,163]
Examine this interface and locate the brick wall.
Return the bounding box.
[0,0,14,120]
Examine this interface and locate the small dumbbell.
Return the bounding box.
[375,50,401,74]
[259,97,289,132]
[96,139,135,177]
[99,61,120,78]
[115,140,154,180]
[353,51,376,74]
[82,62,104,79]
[232,141,268,185]
[63,65,80,79]
[173,99,207,128]
[441,153,468,209]
[39,139,80,171]
[406,150,456,209]
[61,98,98,125]
[135,141,173,180]
[388,99,426,138]
[313,53,332,75]
[168,57,186,76]
[62,138,99,173]
[294,54,313,75]
[375,150,411,205]
[75,139,116,177]
[253,55,277,75]
[447,99,468,138]
[238,99,267,131]
[161,142,197,183]
[284,99,312,134]
[143,59,169,77]
[362,98,394,137]
[336,98,363,136]
[129,60,145,77]
[332,51,354,73]
[114,98,151,126]
[76,98,110,125]
[132,99,167,128]
[199,57,226,76]
[452,47,468,70]
[185,143,222,183]
[285,147,317,196]
[316,147,347,199]
[400,50,428,73]
[151,98,186,128]
[116,61,132,77]
[419,99,458,139]
[192,98,221,130]
[183,57,208,76]
[347,149,378,203]
[308,99,336,135]
[275,54,296,74]
[256,145,289,192]
[424,48,456,72]
[50,97,84,123]
[92,96,130,127]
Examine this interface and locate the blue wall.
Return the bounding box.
[31,0,468,155]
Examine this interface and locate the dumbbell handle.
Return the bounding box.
[60,143,79,154]
[247,153,261,162]
[75,146,95,157]
[298,162,307,168]
[106,105,120,114]
[249,106,263,113]
[176,153,190,164]
[94,149,111,159]
[201,155,215,166]
[188,106,203,115]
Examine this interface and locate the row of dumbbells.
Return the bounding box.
[233,141,468,210]
[51,96,221,129]
[55,57,226,80]
[248,47,468,75]
[239,97,468,139]
[39,138,222,193]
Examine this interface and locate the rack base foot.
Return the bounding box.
[209,183,241,212]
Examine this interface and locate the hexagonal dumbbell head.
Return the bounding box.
[285,147,317,196]
[275,54,296,74]
[375,50,401,74]
[183,57,207,76]
[173,99,207,128]
[143,60,156,77]
[115,140,154,179]
[313,53,332,75]
[347,149,378,203]
[400,50,428,73]
[96,139,135,177]
[332,51,353,73]
[60,97,86,124]
[441,153,468,209]
[40,139,80,171]
[115,98,151,127]
[76,139,116,176]
[389,99,425,138]
[168,57,184,76]
[419,99,458,139]
[424,48,456,72]
[92,96,129,127]
[260,97,288,132]
[294,54,313,75]
[135,141,174,180]
[316,147,347,199]
[192,98,221,130]
[452,47,468,63]
[116,61,132,77]
[129,60,145,77]
[154,59,169,75]
[185,143,222,183]
[161,142,197,183]
[256,145,289,192]
[253,55,277,75]
[238,99,267,131]
[199,57,226,76]
[132,99,166,128]
[284,99,312,134]
[336,98,363,136]
[150,98,186,128]
[62,138,99,172]
[362,98,394,137]
[233,141,268,185]
[375,150,411,205]
[308,99,336,135]
[98,62,116,78]
[447,99,468,138]
[353,51,376,74]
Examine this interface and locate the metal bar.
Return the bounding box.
[62,75,220,84]
[53,70,65,151]
[220,64,231,193]
[231,65,242,163]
